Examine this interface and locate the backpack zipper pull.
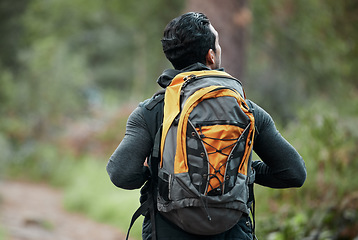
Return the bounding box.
[183,74,196,81]
[182,74,197,88]
[199,195,212,221]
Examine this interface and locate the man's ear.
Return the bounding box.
[205,49,216,69]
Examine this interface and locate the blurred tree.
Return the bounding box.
[245,0,357,124]
[0,0,29,118]
[0,0,184,143]
[327,0,358,88]
[184,0,357,123]
[1,0,357,140]
[186,0,250,81]
[0,0,29,72]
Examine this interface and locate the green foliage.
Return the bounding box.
[62,158,143,239]
[20,0,183,97]
[0,225,6,240]
[254,95,358,239]
[289,98,358,197]
[0,0,184,147]
[18,39,89,116]
[1,1,358,239]
[0,0,29,71]
[0,137,144,239]
[247,0,357,124]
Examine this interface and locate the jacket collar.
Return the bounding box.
[156,63,224,88]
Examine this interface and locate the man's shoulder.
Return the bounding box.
[246,100,267,118]
[137,90,165,138]
[246,99,275,134]
[139,90,165,112]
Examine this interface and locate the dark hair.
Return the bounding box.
[161,12,216,70]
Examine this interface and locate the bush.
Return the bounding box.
[62,158,143,239]
[254,96,358,239]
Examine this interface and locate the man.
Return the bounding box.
[106,12,307,240]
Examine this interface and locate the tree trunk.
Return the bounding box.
[185,0,251,82]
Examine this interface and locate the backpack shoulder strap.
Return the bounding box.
[140,89,165,139]
[243,99,259,239]
[145,89,166,111]
[245,99,260,138]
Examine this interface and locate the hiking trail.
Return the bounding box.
[0,180,129,240]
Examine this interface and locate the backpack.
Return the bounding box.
[125,70,256,239]
[157,70,255,235]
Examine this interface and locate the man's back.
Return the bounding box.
[106,12,306,240]
[106,64,306,239]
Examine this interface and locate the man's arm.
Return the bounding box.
[106,107,152,190]
[248,100,307,188]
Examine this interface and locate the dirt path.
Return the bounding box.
[0,180,128,240]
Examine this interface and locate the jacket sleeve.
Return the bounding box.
[106,106,152,190]
[248,100,307,188]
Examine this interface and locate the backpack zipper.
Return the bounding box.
[182,74,242,88]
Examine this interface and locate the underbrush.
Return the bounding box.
[62,157,143,240]
[0,144,143,240]
[0,110,144,239]
[253,97,358,239]
[0,225,5,240]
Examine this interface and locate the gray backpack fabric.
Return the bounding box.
[157,70,256,235]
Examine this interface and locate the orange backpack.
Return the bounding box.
[157,70,255,235]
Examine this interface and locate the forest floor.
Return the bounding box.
[0,180,128,240]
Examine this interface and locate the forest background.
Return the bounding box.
[0,0,358,239]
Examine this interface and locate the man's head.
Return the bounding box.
[161,12,221,70]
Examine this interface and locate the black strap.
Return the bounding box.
[145,89,165,110]
[125,127,162,240]
[125,186,157,240]
[126,197,150,240]
[245,100,259,138]
[146,128,162,240]
[248,183,258,240]
[152,125,162,159]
